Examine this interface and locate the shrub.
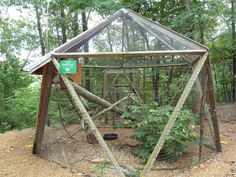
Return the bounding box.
[123,104,199,162]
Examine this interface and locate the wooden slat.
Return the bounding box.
[141,52,208,176]
[52,50,207,59]
[105,68,141,74]
[33,62,54,154]
[52,58,125,177]
[82,63,189,69]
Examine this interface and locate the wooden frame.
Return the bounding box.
[32,55,222,177]
[30,8,222,177]
[52,50,206,60]
[82,63,189,69]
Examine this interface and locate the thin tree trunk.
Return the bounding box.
[82,12,90,91]
[72,11,79,36]
[184,0,194,39]
[167,57,174,102]
[143,68,146,103]
[34,1,45,56]
[60,7,67,44]
[152,60,160,103]
[231,0,236,102]
[184,0,191,14]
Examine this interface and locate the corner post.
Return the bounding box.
[33,62,54,154]
[205,57,222,152]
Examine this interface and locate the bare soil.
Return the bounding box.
[0,104,235,177]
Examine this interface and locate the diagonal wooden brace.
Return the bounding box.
[71,81,123,114]
[52,58,125,177]
[141,52,209,177]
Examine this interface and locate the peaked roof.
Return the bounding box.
[25,8,207,74]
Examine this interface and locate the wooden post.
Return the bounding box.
[52,58,125,177]
[33,62,53,154]
[103,71,109,124]
[141,52,208,177]
[205,58,222,152]
[194,72,216,148]
[199,75,208,163]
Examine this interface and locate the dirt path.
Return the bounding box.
[0,104,235,177]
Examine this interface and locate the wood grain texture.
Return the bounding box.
[33,62,53,154]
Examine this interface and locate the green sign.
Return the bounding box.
[59,59,77,74]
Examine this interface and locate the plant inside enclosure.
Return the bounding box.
[92,159,113,177]
[123,103,199,162]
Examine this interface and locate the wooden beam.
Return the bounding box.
[82,63,189,69]
[33,62,54,154]
[52,50,207,59]
[205,57,222,152]
[92,94,131,120]
[105,68,141,74]
[199,75,208,163]
[52,58,126,177]
[141,52,209,176]
[71,81,123,114]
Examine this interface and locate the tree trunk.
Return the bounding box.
[34,1,45,56]
[82,12,91,91]
[143,68,146,103]
[60,7,67,44]
[72,11,79,36]
[231,0,236,102]
[184,0,194,39]
[152,59,160,103]
[184,0,191,14]
[167,58,174,102]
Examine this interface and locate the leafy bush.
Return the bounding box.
[123,104,199,162]
[3,86,39,131]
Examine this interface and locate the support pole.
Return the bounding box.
[52,58,125,177]
[205,58,222,152]
[194,73,216,148]
[141,52,208,177]
[199,75,208,163]
[33,62,53,154]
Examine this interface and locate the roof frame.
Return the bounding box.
[26,8,208,74]
[52,50,206,59]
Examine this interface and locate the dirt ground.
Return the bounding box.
[0,103,235,177]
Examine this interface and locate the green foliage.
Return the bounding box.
[92,159,113,177]
[124,103,198,162]
[0,86,39,133]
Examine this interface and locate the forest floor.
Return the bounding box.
[0,103,235,177]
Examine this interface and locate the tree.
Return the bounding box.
[231,0,236,101]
